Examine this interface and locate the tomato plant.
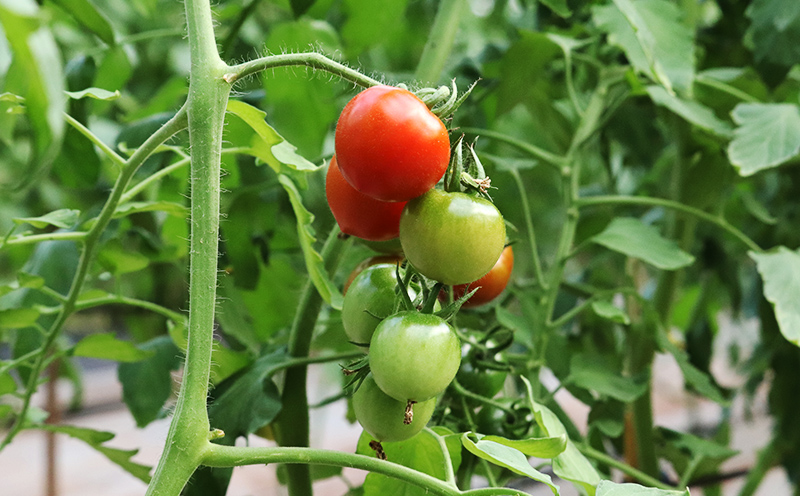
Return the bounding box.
[325,155,407,242]
[453,245,514,308]
[400,188,506,285]
[368,311,461,403]
[334,85,450,202]
[352,374,436,443]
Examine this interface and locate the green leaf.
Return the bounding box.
[522,377,601,496]
[727,103,800,176]
[596,480,689,496]
[591,300,630,325]
[552,442,602,496]
[262,19,341,158]
[278,174,344,310]
[481,434,567,459]
[656,327,728,404]
[72,333,154,362]
[96,242,150,274]
[745,0,800,68]
[567,354,648,402]
[751,247,800,346]
[0,372,17,395]
[118,335,182,428]
[357,428,462,496]
[0,273,45,298]
[290,0,316,17]
[14,209,80,229]
[591,218,695,270]
[593,0,694,93]
[461,432,560,495]
[207,350,285,442]
[342,0,409,56]
[0,0,65,176]
[645,86,732,138]
[113,201,188,219]
[539,0,570,18]
[0,308,40,328]
[225,99,317,173]
[37,424,151,482]
[65,87,120,101]
[49,0,115,45]
[656,427,738,460]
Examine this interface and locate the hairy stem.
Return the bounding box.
[225,52,382,87]
[145,0,229,492]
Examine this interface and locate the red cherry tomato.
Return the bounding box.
[335,85,450,202]
[326,156,406,242]
[454,245,514,307]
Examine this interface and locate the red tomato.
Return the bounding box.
[335,86,450,202]
[454,245,514,307]
[326,156,406,241]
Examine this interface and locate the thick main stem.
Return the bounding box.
[146,0,230,493]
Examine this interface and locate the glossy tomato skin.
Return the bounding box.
[341,264,402,346]
[369,311,461,402]
[335,86,450,202]
[326,156,407,241]
[454,245,514,308]
[352,374,436,443]
[343,255,404,294]
[400,189,506,285]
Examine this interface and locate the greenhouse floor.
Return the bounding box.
[1,320,793,496]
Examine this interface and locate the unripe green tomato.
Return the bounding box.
[369,311,461,402]
[341,264,400,346]
[399,189,506,285]
[352,374,436,443]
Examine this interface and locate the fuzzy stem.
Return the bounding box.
[225,52,382,87]
[145,0,229,493]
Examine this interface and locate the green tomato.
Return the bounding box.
[399,189,506,285]
[369,311,461,402]
[352,374,436,443]
[341,263,400,346]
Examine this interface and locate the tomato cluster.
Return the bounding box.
[329,85,516,446]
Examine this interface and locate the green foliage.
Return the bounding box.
[590,218,695,270]
[37,424,152,482]
[357,427,462,496]
[118,335,182,427]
